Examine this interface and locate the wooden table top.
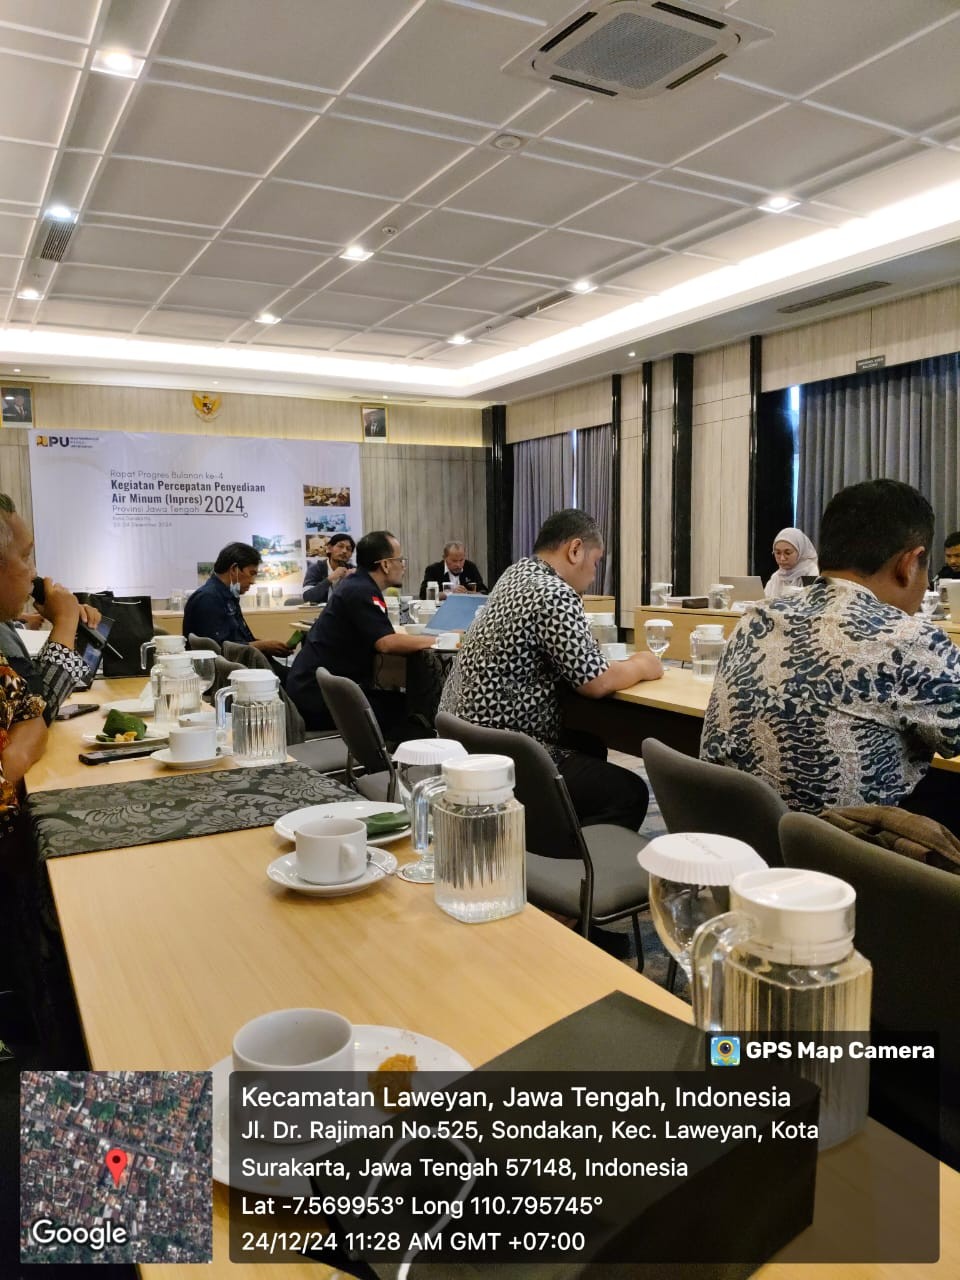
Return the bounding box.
[614,664,714,717]
[28,690,960,1279]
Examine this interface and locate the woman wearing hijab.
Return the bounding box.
[764,527,819,599]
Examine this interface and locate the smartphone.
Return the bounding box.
[56,703,100,720]
[79,746,158,765]
[32,576,45,605]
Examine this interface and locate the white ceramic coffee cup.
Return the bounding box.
[405,623,428,635]
[167,723,218,761]
[435,632,459,650]
[295,817,367,884]
[233,1008,354,1073]
[601,642,628,661]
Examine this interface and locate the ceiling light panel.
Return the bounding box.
[92,49,145,78]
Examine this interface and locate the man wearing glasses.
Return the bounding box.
[287,530,435,740]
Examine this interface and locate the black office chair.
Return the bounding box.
[187,633,222,655]
[316,668,397,802]
[436,712,649,971]
[780,812,960,1168]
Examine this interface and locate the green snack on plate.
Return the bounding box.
[364,811,410,835]
[99,709,148,741]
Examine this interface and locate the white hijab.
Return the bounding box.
[765,527,819,599]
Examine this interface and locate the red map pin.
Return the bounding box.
[105,1148,128,1188]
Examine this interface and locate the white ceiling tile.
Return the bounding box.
[48,151,101,209]
[541,292,635,324]
[0,139,55,205]
[485,315,569,345]
[383,302,494,337]
[90,159,256,225]
[812,23,960,134]
[566,181,739,245]
[66,225,204,273]
[387,210,535,266]
[252,323,357,349]
[191,240,325,285]
[0,212,35,257]
[276,118,467,200]
[728,0,960,96]
[0,51,80,146]
[492,229,638,278]
[157,0,404,89]
[114,83,312,174]
[0,0,98,39]
[288,290,403,327]
[450,155,629,224]
[543,78,777,168]
[0,26,86,63]
[100,0,170,55]
[611,253,718,294]
[348,5,543,123]
[814,147,960,216]
[329,260,460,303]
[693,215,830,264]
[63,75,132,152]
[335,331,431,356]
[231,181,396,243]
[139,309,244,340]
[37,299,150,330]
[51,265,175,304]
[400,151,505,208]
[687,105,896,192]
[0,259,19,289]
[428,275,546,311]
[162,275,283,314]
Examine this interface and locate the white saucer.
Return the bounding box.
[211,1026,471,1190]
[267,848,397,896]
[101,698,154,716]
[274,800,410,847]
[151,747,224,768]
[83,730,167,746]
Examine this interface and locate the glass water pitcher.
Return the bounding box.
[412,754,525,923]
[152,653,202,728]
[691,867,873,1149]
[141,634,187,701]
[215,671,286,766]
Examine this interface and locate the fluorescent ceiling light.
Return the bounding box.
[758,195,799,213]
[45,204,76,222]
[447,334,472,345]
[16,288,41,301]
[571,279,596,293]
[256,312,280,325]
[92,49,145,78]
[340,245,373,262]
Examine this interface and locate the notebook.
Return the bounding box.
[423,592,488,634]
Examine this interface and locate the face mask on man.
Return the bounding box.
[230,569,242,598]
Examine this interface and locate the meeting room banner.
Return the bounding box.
[29,430,362,598]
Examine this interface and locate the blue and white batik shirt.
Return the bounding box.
[701,576,960,812]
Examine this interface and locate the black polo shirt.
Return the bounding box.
[287,569,394,726]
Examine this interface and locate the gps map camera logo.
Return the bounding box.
[710,1035,740,1066]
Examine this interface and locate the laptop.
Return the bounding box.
[423,593,488,634]
[719,574,765,602]
[74,616,115,689]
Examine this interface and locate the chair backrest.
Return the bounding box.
[222,640,271,668]
[210,655,243,695]
[780,811,960,1162]
[642,738,787,867]
[316,668,394,779]
[283,595,303,606]
[188,633,222,654]
[435,712,586,861]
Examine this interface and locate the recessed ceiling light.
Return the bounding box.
[17,288,41,301]
[12,367,20,373]
[45,204,76,223]
[340,245,373,262]
[571,279,596,294]
[256,312,280,325]
[492,133,525,152]
[758,195,800,213]
[447,334,472,346]
[92,49,145,79]
[628,350,636,358]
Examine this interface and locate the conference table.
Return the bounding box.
[23,679,960,1279]
[155,605,321,645]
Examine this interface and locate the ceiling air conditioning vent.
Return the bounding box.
[512,290,575,320]
[504,1,771,102]
[777,281,890,315]
[37,216,77,262]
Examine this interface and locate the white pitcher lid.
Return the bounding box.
[730,867,856,965]
[393,738,467,766]
[638,833,765,885]
[644,617,673,628]
[442,753,514,804]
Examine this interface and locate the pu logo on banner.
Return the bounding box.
[192,391,222,421]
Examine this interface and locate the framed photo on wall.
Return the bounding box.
[361,404,387,441]
[1,384,33,426]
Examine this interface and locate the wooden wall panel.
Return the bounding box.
[719,415,750,577]
[505,377,611,442]
[619,432,642,627]
[868,284,960,370]
[0,432,32,526]
[648,360,674,585]
[360,444,487,597]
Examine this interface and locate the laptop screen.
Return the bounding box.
[75,616,115,689]
[423,593,488,634]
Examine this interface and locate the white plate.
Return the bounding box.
[83,730,168,746]
[267,847,397,896]
[151,747,224,769]
[101,698,154,716]
[273,800,410,847]
[211,1026,471,1190]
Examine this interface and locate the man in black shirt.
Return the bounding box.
[287,530,436,740]
[182,543,290,656]
[938,531,960,580]
[419,541,488,599]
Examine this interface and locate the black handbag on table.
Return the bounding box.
[74,591,155,677]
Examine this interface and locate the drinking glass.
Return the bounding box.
[644,619,672,659]
[191,655,216,699]
[920,590,940,618]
